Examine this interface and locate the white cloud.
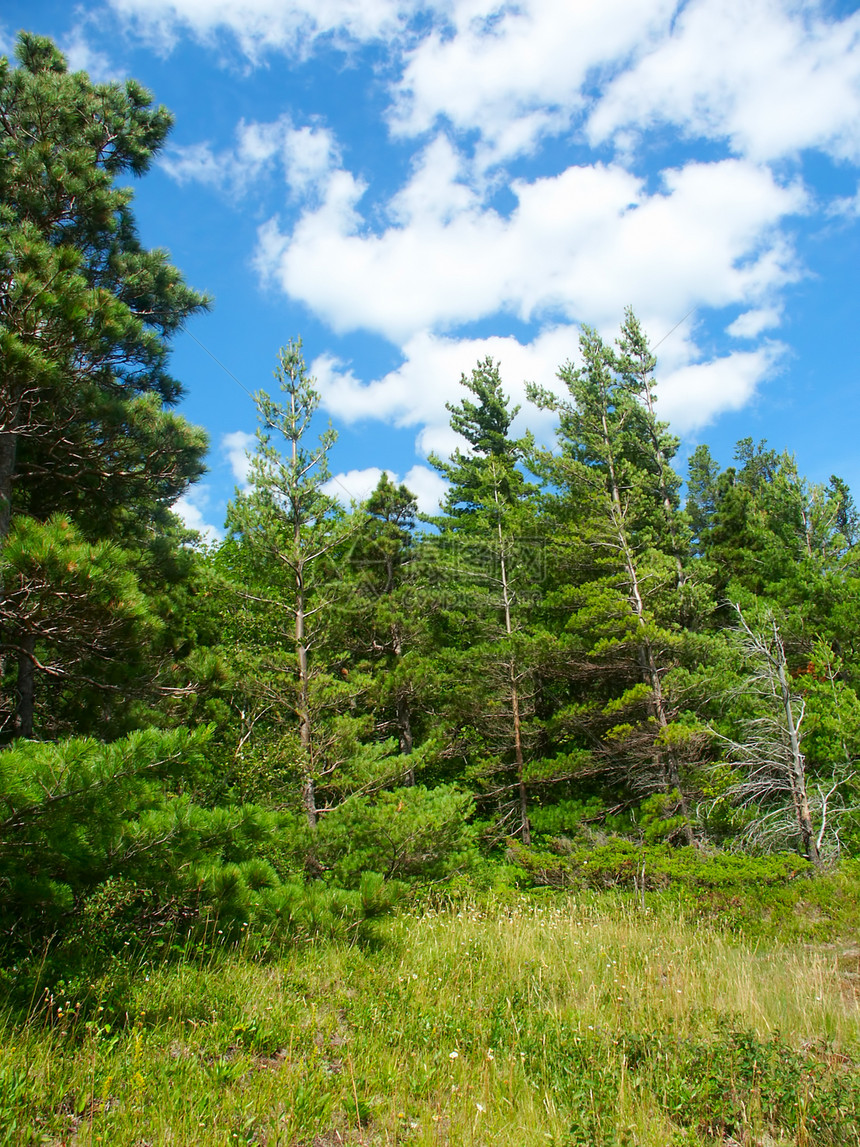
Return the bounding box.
[588,0,860,163]
[389,0,676,164]
[258,154,805,345]
[62,27,122,82]
[402,465,449,514]
[658,346,784,432]
[315,321,779,454]
[324,464,448,514]
[107,0,421,57]
[159,141,229,187]
[108,0,860,169]
[389,134,475,226]
[222,430,256,488]
[173,485,223,544]
[323,467,396,505]
[108,0,860,470]
[312,327,572,454]
[160,114,340,200]
[727,307,783,339]
[827,184,860,219]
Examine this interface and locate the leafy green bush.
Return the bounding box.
[310,784,477,888]
[0,729,403,992]
[507,835,810,893]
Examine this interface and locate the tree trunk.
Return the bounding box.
[495,473,530,844]
[396,692,416,785]
[0,429,16,543]
[772,621,821,866]
[602,406,694,844]
[640,376,686,593]
[295,553,316,827]
[16,633,35,739]
[0,428,18,739]
[391,626,416,784]
[510,669,530,845]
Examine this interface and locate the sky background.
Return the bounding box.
[3,0,860,539]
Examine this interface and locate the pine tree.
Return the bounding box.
[430,358,546,843]
[0,34,209,738]
[341,473,425,781]
[226,342,345,827]
[529,316,697,842]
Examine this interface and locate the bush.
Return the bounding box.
[310,784,477,888]
[0,729,403,994]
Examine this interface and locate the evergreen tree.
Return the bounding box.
[340,473,427,782]
[430,358,546,843]
[0,34,209,738]
[529,316,698,842]
[226,342,345,826]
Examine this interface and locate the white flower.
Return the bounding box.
[476,1103,485,1113]
[449,1050,459,1059]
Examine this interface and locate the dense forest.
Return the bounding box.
[3,30,860,982]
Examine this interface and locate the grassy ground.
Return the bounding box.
[2,894,859,1145]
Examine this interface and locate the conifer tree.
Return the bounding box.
[341,473,425,781]
[529,316,697,842]
[226,342,345,827]
[430,358,546,842]
[0,34,209,738]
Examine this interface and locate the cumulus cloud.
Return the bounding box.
[389,0,676,164]
[173,485,223,544]
[106,0,421,57]
[588,0,860,163]
[324,464,448,514]
[114,0,860,466]
[312,327,571,450]
[727,307,783,340]
[222,430,256,488]
[323,467,396,505]
[62,26,122,82]
[257,153,806,345]
[160,114,340,200]
[314,320,778,455]
[402,465,449,514]
[658,345,785,431]
[109,0,860,168]
[828,184,860,219]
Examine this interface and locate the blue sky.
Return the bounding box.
[4,0,860,538]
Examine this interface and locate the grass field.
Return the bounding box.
[2,893,859,1145]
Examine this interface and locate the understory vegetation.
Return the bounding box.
[2,892,859,1145]
[3,31,860,1147]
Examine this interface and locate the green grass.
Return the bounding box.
[2,894,859,1145]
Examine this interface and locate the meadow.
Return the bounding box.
[2,889,859,1146]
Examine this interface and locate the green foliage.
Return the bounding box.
[507,835,810,894]
[0,32,209,737]
[0,729,403,969]
[311,784,477,887]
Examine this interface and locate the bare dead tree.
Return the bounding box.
[718,606,833,866]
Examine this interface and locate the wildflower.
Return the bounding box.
[449,1050,459,1059]
[476,1103,485,1113]
[486,1049,494,1061]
